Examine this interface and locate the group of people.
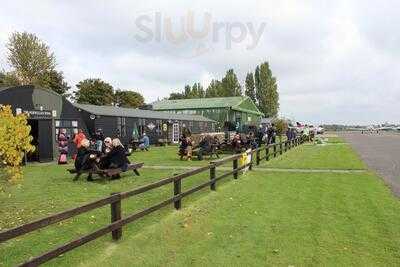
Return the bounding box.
[178,124,301,160]
[74,135,130,181]
[56,128,131,181]
[179,134,220,161]
[231,132,259,154]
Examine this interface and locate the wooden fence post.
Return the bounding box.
[249,151,253,171]
[256,149,260,165]
[174,178,182,210]
[110,192,122,241]
[233,158,238,179]
[210,163,216,190]
[265,145,270,161]
[273,144,277,157]
[280,142,283,155]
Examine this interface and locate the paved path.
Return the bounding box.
[340,132,400,197]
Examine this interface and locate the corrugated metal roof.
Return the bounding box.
[152,96,245,110]
[73,103,215,122]
[152,96,263,116]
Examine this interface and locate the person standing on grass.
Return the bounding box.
[73,129,86,160]
[57,128,68,164]
[93,129,104,152]
[73,129,86,148]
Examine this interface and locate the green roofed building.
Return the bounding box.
[152,96,264,131]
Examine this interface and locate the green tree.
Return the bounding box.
[205,79,223,97]
[169,83,205,100]
[0,71,20,87]
[114,90,145,108]
[168,92,185,100]
[254,66,261,106]
[273,118,288,142]
[245,72,256,104]
[7,32,56,85]
[167,69,242,100]
[190,83,205,98]
[37,70,70,95]
[74,78,114,105]
[221,69,242,97]
[257,62,279,117]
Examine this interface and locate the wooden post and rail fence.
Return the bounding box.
[0,136,307,266]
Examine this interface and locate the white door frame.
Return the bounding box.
[172,123,180,143]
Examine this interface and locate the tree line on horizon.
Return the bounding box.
[0,32,145,108]
[0,31,279,116]
[168,63,279,118]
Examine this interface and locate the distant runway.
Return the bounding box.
[340,132,400,197]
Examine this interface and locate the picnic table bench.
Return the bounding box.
[68,162,144,181]
[192,145,220,160]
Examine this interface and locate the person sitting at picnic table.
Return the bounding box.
[246,132,258,150]
[212,135,221,150]
[138,133,150,151]
[100,138,130,179]
[92,128,104,152]
[74,139,99,181]
[98,137,112,169]
[179,134,193,161]
[197,135,212,161]
[231,133,243,154]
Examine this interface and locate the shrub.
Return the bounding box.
[0,105,35,183]
[273,118,288,142]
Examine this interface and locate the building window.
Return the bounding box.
[117,117,126,137]
[156,120,162,134]
[55,120,78,140]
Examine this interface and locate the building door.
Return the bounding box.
[38,120,53,162]
[27,120,39,162]
[172,123,180,143]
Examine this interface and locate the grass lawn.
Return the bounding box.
[77,171,400,267]
[1,140,399,266]
[0,147,232,267]
[130,145,228,167]
[263,143,367,170]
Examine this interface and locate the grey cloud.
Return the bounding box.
[0,0,400,124]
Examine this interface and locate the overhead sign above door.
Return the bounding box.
[23,110,53,120]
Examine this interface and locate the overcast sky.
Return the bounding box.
[0,0,399,125]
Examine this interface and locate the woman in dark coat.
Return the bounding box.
[101,139,130,178]
[74,139,99,181]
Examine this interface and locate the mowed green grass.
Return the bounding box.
[2,140,400,266]
[0,154,221,267]
[76,170,400,267]
[263,143,366,170]
[130,145,227,167]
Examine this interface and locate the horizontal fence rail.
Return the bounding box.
[0,136,306,266]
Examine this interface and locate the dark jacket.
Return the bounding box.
[104,146,129,169]
[75,147,92,171]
